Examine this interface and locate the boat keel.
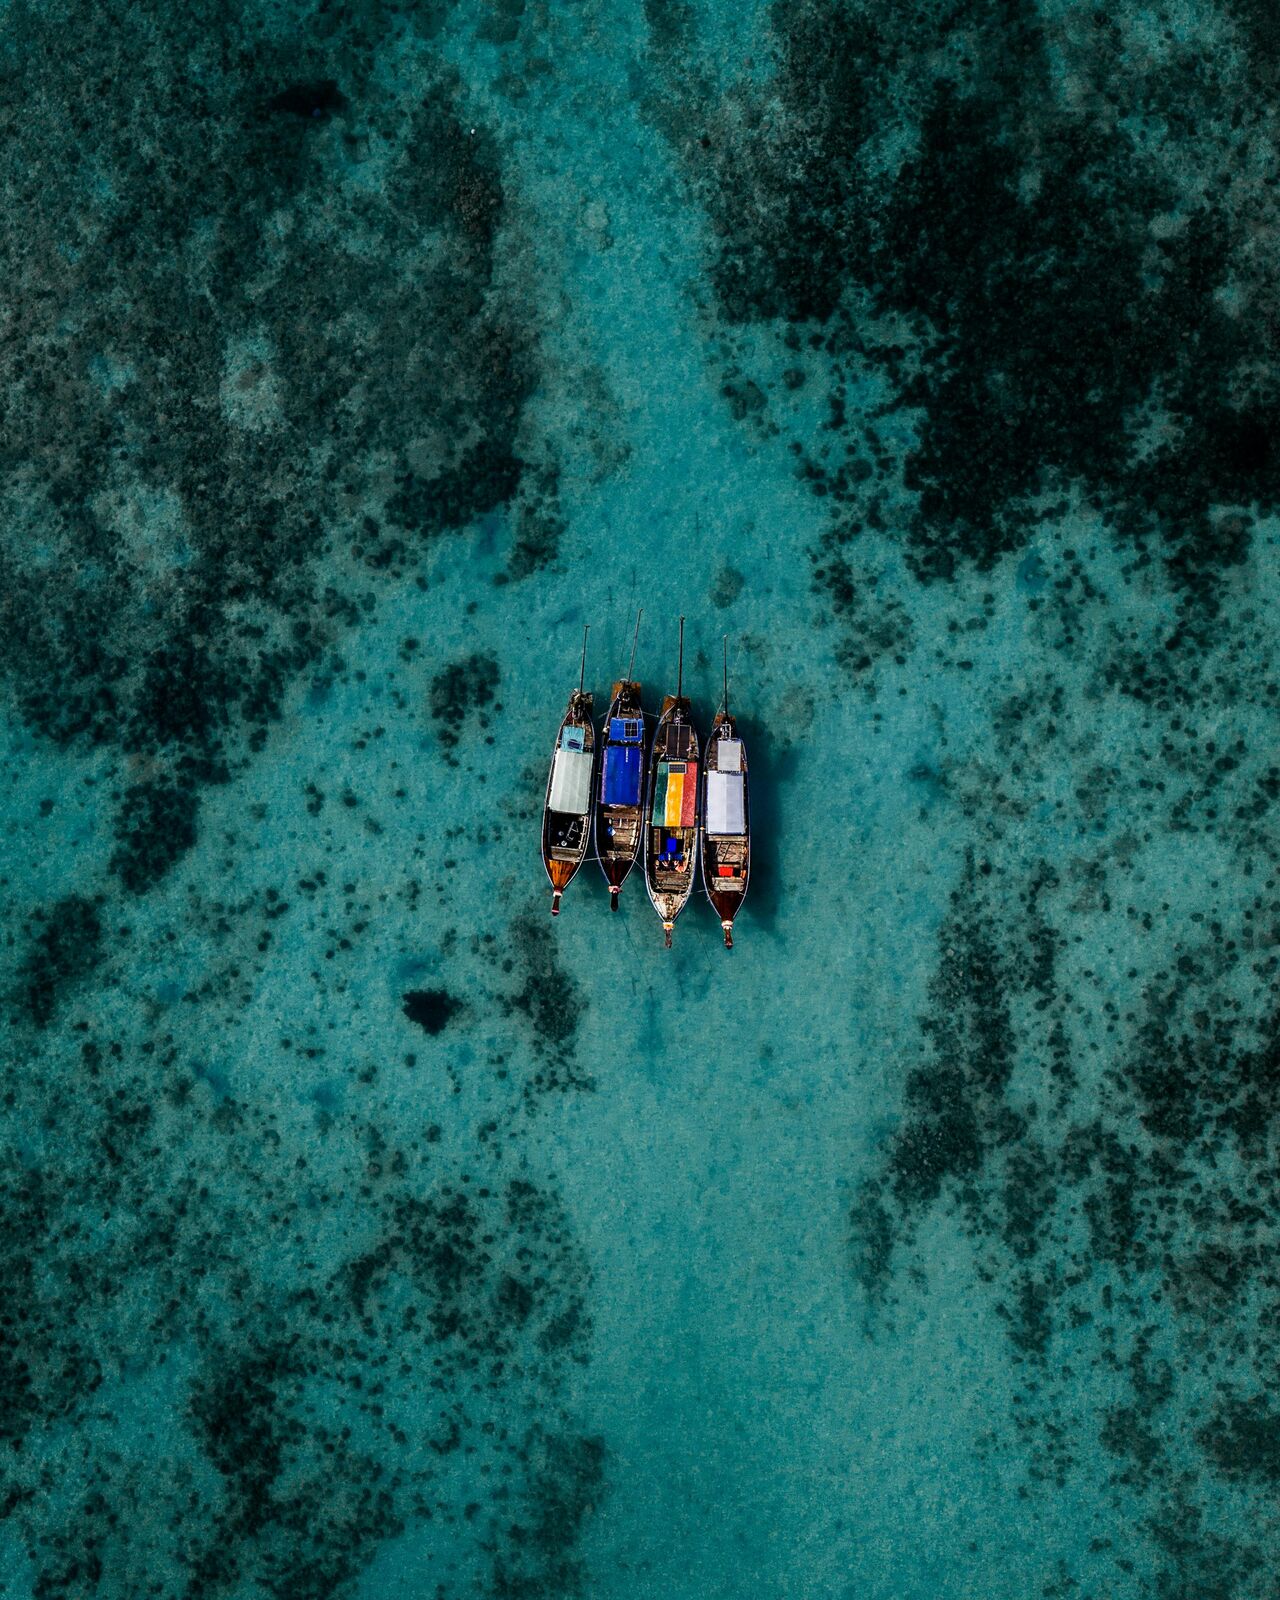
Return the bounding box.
[722,920,733,949]
[550,891,562,916]
[610,886,619,912]
[663,921,673,948]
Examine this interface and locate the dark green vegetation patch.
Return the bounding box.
[652,0,1280,674]
[0,0,542,895]
[852,849,1280,1597]
[0,1014,599,1595]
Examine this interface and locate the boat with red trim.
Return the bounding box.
[644,617,700,947]
[700,637,750,947]
[540,626,596,915]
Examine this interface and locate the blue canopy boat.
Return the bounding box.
[593,611,647,909]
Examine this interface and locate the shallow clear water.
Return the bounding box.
[4,0,1280,1595]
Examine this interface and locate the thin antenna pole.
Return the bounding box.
[627,608,642,682]
[723,635,729,715]
[578,624,589,695]
[677,616,685,699]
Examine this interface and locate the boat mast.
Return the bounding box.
[722,634,729,717]
[578,623,589,696]
[677,615,685,700]
[627,608,642,683]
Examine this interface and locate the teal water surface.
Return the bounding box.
[4,0,1280,1595]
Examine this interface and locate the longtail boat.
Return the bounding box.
[700,637,750,948]
[644,617,700,947]
[594,610,647,911]
[541,625,596,916]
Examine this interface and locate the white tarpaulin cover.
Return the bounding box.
[706,770,745,834]
[550,749,593,813]
[716,738,743,771]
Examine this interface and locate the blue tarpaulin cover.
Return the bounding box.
[602,744,642,805]
[609,716,642,743]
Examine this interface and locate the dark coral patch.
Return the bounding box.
[16,895,104,1029]
[0,5,540,894]
[492,1430,606,1600]
[1201,1402,1280,1484]
[429,651,500,761]
[504,464,568,582]
[265,79,348,119]
[0,1006,598,1594]
[710,565,744,608]
[855,860,1013,1264]
[681,0,1280,611]
[504,911,592,1097]
[850,835,1280,1585]
[109,778,200,895]
[388,442,524,541]
[402,987,463,1034]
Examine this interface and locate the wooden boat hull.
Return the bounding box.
[700,712,749,947]
[644,694,700,946]
[541,689,595,915]
[593,680,647,908]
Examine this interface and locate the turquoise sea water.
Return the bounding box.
[5,0,1280,1595]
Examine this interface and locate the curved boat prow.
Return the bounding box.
[700,664,749,955]
[645,617,699,950]
[595,651,647,908]
[542,628,596,918]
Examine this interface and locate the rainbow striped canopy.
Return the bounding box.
[651,760,697,828]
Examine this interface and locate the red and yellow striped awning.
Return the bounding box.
[652,761,697,827]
